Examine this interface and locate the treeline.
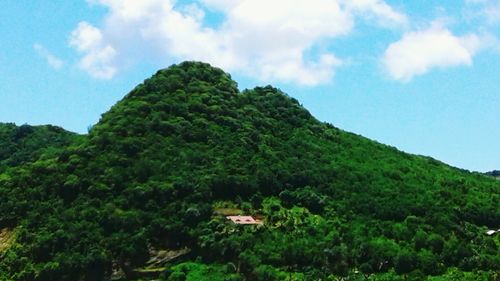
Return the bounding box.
[0,123,80,172]
[486,170,500,177]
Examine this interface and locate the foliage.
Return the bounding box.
[0,62,498,281]
[0,123,80,172]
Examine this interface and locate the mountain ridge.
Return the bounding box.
[0,123,80,172]
[0,61,498,281]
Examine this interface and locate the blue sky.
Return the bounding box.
[0,0,498,172]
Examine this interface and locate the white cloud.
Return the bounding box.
[69,21,117,79]
[69,22,103,52]
[70,0,407,85]
[200,0,354,85]
[33,43,64,70]
[383,24,481,81]
[341,0,408,27]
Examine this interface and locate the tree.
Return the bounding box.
[359,263,373,280]
[395,250,417,278]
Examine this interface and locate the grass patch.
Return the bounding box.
[0,228,15,253]
[213,208,243,216]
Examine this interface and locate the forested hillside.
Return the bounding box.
[486,171,500,179]
[0,62,498,281]
[0,123,80,172]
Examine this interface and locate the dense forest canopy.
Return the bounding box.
[0,123,80,172]
[0,62,498,281]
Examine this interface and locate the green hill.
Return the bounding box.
[0,62,498,281]
[0,123,80,172]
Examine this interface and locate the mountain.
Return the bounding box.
[0,62,498,281]
[0,123,80,172]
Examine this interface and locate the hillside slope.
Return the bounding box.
[0,62,498,281]
[0,123,80,172]
[486,170,500,179]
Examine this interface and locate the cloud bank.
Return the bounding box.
[70,0,406,85]
[382,25,481,81]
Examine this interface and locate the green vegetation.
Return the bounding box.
[0,62,498,280]
[0,228,15,253]
[0,123,81,172]
[486,170,500,180]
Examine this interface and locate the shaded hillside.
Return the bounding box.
[486,170,500,178]
[0,62,498,281]
[0,123,80,172]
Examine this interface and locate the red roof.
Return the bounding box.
[226,215,262,225]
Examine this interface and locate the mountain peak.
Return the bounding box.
[89,62,241,138]
[89,61,310,144]
[143,61,238,96]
